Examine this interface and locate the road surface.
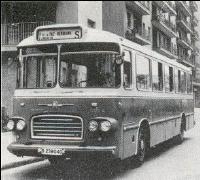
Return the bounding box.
[2,119,200,180]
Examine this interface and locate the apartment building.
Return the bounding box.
[1,1,200,116]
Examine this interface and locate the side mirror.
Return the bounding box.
[47,81,53,88]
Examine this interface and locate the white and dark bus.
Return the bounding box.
[6,24,195,166]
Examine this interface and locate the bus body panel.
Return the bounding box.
[10,95,194,160]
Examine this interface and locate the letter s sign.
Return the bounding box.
[75,31,80,39]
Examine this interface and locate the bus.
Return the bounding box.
[6,24,195,166]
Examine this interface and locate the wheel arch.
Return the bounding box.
[135,118,150,155]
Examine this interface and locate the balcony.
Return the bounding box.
[192,16,198,26]
[190,1,198,12]
[154,42,178,59]
[178,54,195,67]
[153,1,177,16]
[152,14,177,38]
[176,1,192,17]
[177,35,193,50]
[126,1,150,15]
[192,30,199,41]
[192,45,200,55]
[193,67,200,86]
[176,16,192,33]
[1,21,54,51]
[125,26,151,45]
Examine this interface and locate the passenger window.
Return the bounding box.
[187,74,192,94]
[136,55,151,90]
[165,65,174,92]
[123,50,132,89]
[152,61,163,91]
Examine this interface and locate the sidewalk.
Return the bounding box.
[1,132,43,170]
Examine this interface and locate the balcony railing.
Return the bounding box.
[190,1,198,12]
[179,34,191,45]
[192,16,198,26]
[136,27,151,41]
[138,1,150,10]
[177,15,192,30]
[125,26,151,45]
[160,42,177,56]
[176,1,192,17]
[1,21,54,46]
[178,54,194,67]
[192,30,199,40]
[167,1,176,11]
[155,14,176,33]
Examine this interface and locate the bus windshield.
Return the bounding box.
[17,45,58,89]
[59,53,121,88]
[23,55,57,88]
[17,43,121,89]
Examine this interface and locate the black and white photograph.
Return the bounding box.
[1,1,200,180]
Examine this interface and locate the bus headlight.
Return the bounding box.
[6,120,15,131]
[89,120,98,132]
[100,121,112,132]
[16,119,26,131]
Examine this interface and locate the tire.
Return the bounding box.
[176,126,184,144]
[134,127,147,166]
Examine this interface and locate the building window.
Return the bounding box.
[152,61,163,91]
[180,71,186,93]
[123,50,132,89]
[187,73,192,94]
[87,19,96,28]
[175,69,179,93]
[127,11,134,29]
[165,65,174,92]
[136,55,151,90]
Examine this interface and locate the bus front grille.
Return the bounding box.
[31,115,83,140]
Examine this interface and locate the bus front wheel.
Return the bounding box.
[134,127,147,166]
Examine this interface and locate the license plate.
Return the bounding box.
[38,148,65,156]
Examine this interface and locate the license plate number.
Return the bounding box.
[38,148,65,156]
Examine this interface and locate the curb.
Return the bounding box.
[1,158,45,170]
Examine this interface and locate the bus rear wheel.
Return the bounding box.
[176,127,184,144]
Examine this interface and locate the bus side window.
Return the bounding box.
[123,50,132,89]
[152,61,163,91]
[136,55,151,90]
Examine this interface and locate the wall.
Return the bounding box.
[102,1,126,37]
[56,1,78,24]
[1,52,17,116]
[78,1,102,29]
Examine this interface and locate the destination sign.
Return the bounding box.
[37,28,82,41]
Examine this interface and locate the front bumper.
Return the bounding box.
[7,143,117,159]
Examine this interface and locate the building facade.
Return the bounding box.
[1,1,200,117]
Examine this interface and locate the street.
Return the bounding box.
[2,115,200,180]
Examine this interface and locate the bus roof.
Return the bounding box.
[18,24,192,73]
